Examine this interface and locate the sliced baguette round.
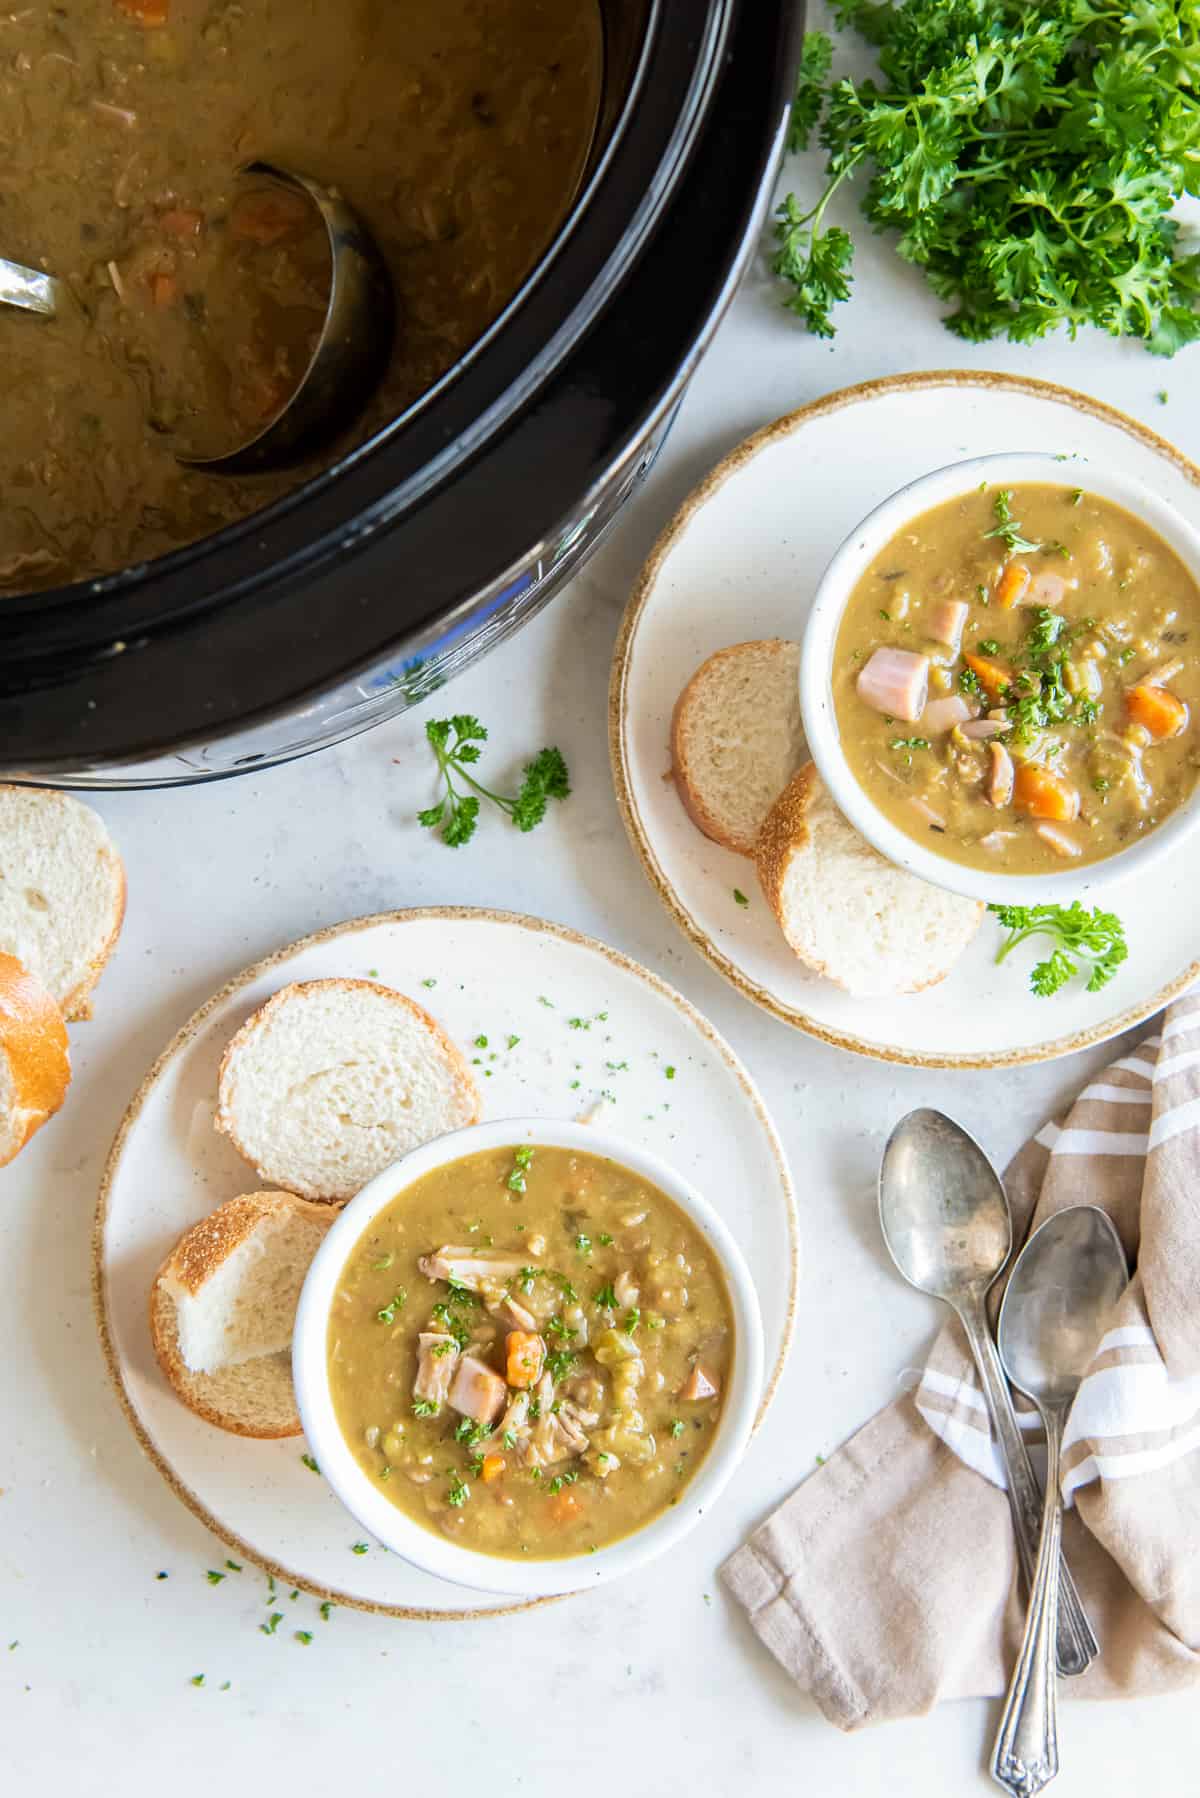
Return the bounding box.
[150,1191,338,1437]
[755,763,984,997]
[0,952,71,1167]
[0,785,125,1021]
[671,640,806,855]
[215,978,482,1202]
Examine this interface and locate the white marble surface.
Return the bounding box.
[3,113,1197,1796]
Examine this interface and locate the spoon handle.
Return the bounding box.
[958,1302,1097,1676]
[991,1408,1064,1798]
[0,257,62,317]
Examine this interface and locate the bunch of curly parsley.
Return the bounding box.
[775,2,1200,353]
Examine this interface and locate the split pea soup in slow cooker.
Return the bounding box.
[327,1145,734,1559]
[0,0,601,592]
[834,483,1200,876]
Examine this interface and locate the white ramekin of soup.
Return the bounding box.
[293,1118,764,1598]
[800,452,1200,903]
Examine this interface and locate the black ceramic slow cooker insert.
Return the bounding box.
[0,0,802,787]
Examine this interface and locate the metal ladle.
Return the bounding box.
[0,161,394,475]
[879,1109,1098,1677]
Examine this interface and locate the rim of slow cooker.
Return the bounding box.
[0,0,725,663]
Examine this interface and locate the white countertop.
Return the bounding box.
[3,117,1196,1796]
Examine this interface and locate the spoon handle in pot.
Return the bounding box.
[958,1301,1098,1676]
[991,1408,1064,1798]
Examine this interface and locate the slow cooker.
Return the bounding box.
[0,0,801,787]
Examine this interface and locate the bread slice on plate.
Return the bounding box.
[150,1191,338,1437]
[0,952,70,1167]
[671,639,806,855]
[215,977,481,1202]
[0,786,125,1021]
[755,764,984,998]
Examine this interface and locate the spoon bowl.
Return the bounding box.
[998,1206,1129,1410]
[880,1108,1011,1302]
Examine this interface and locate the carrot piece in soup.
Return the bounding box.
[148,271,177,307]
[995,561,1032,609]
[160,208,203,240]
[505,1331,545,1389]
[963,651,1014,703]
[1125,683,1189,740]
[1013,761,1081,821]
[480,1453,505,1484]
[548,1489,584,1524]
[115,0,169,24]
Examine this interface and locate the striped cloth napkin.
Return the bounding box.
[722,990,1200,1729]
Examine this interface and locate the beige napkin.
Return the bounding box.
[722,989,1200,1728]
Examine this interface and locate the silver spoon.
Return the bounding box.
[0,256,65,317]
[991,1206,1127,1798]
[1,162,393,472]
[879,1109,1098,1678]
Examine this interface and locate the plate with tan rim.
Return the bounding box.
[94,908,796,1621]
[610,371,1200,1068]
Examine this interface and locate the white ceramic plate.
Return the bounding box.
[611,371,1200,1068]
[94,909,797,1619]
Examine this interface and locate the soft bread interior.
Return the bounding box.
[161,1204,332,1374]
[0,787,123,1017]
[672,640,806,854]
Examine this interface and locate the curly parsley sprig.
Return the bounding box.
[775,8,1200,354]
[417,716,570,847]
[989,902,1128,997]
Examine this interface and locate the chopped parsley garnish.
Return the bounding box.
[507,1034,520,1049]
[598,1232,613,1247]
[977,639,1000,656]
[553,1273,578,1303]
[319,1602,334,1621]
[888,735,930,753]
[455,1418,491,1448]
[623,1308,641,1335]
[370,1252,394,1271]
[261,1613,283,1635]
[412,1399,439,1418]
[547,1470,580,1495]
[989,902,1128,997]
[575,1233,592,1255]
[670,1419,685,1438]
[295,1631,313,1645]
[474,1033,488,1048]
[528,1399,542,1421]
[446,1474,471,1508]
[375,1289,408,1324]
[984,490,1043,556]
[546,1312,573,1341]
[959,666,984,699]
[665,1065,676,1081]
[502,1430,517,1450]
[733,888,749,908]
[429,1302,470,1346]
[431,1341,455,1358]
[225,1559,242,1571]
[205,1570,225,1585]
[350,1542,369,1554]
[545,1349,579,1383]
[507,1144,534,1193]
[593,1282,618,1310]
[190,1674,206,1687]
[418,716,570,847]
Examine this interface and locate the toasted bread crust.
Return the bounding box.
[671,639,802,856]
[214,977,482,1200]
[158,1189,333,1298]
[0,952,71,1168]
[150,1187,340,1437]
[754,764,829,976]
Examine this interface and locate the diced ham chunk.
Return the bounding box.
[418,1248,531,1291]
[988,742,1014,808]
[960,717,1010,740]
[478,1391,530,1455]
[447,1353,507,1425]
[680,1362,720,1402]
[922,693,977,734]
[856,647,929,723]
[927,599,968,652]
[413,1332,460,1407]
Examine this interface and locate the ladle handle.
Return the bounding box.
[991,1408,1064,1798]
[959,1303,1097,1676]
